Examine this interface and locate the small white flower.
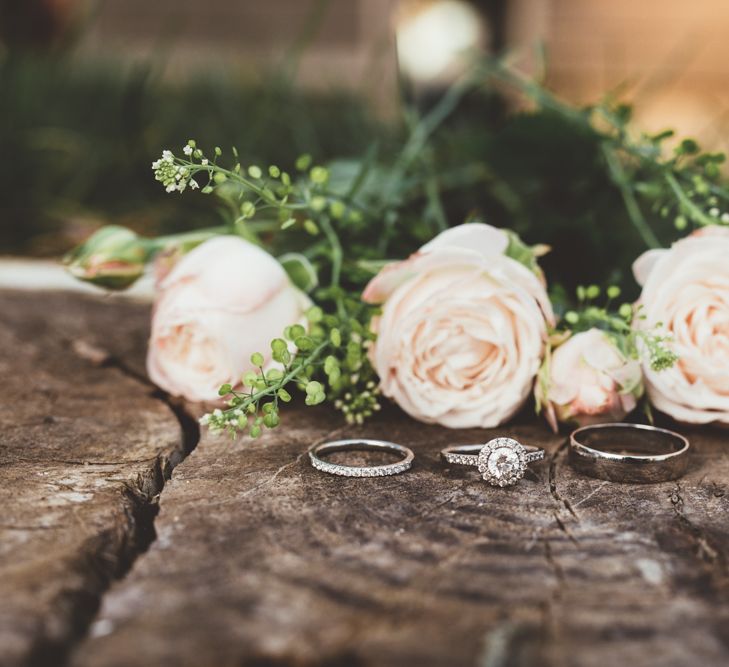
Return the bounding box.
[162,150,174,161]
[189,179,199,190]
[165,184,176,193]
[710,207,720,217]
[201,158,209,166]
[183,145,193,156]
[199,414,210,425]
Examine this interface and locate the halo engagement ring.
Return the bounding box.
[441,438,545,487]
[309,439,414,477]
[569,423,690,483]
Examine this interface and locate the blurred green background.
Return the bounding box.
[0,0,706,297]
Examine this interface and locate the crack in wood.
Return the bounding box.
[547,440,578,520]
[22,348,203,667]
[669,482,728,579]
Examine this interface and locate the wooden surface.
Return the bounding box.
[1,290,728,667]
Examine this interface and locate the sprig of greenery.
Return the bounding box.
[478,58,729,247]
[154,140,394,436]
[200,301,381,438]
[559,284,677,372]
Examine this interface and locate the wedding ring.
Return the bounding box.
[441,437,545,487]
[309,439,414,477]
[569,423,690,483]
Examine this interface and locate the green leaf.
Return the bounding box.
[324,356,338,374]
[240,201,256,218]
[271,338,289,363]
[278,253,319,292]
[329,201,345,219]
[263,413,280,428]
[309,166,329,184]
[504,230,540,273]
[355,259,393,275]
[277,388,292,402]
[306,381,324,395]
[248,165,262,179]
[305,391,326,406]
[303,219,319,235]
[218,383,233,396]
[310,197,327,212]
[330,328,342,347]
[295,154,312,171]
[306,306,324,323]
[676,138,700,155]
[294,335,315,352]
[250,352,264,367]
[285,324,306,341]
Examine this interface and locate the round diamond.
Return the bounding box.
[488,447,520,479]
[477,438,527,487]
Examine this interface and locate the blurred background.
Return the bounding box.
[2,0,729,292]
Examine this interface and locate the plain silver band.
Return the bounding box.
[569,423,690,483]
[309,439,414,477]
[441,444,545,466]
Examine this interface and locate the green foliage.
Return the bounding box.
[557,285,678,373]
[201,295,380,437]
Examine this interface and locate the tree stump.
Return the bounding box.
[1,289,727,667]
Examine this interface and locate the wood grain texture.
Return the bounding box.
[71,414,729,666]
[0,291,188,667]
[1,289,728,667]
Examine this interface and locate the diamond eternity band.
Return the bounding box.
[309,439,414,477]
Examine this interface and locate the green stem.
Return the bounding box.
[601,144,661,249]
[319,217,343,288]
[230,341,329,409]
[664,171,716,226]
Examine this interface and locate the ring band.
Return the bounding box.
[309,439,414,477]
[569,423,690,483]
[442,438,545,487]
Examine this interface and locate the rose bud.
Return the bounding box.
[64,225,150,290]
[536,328,643,432]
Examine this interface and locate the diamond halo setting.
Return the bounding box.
[477,438,528,487]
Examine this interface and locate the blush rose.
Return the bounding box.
[633,226,729,424]
[147,236,310,402]
[362,223,554,428]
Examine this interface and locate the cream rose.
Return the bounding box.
[633,226,729,424]
[147,236,309,402]
[536,329,642,432]
[362,223,554,428]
